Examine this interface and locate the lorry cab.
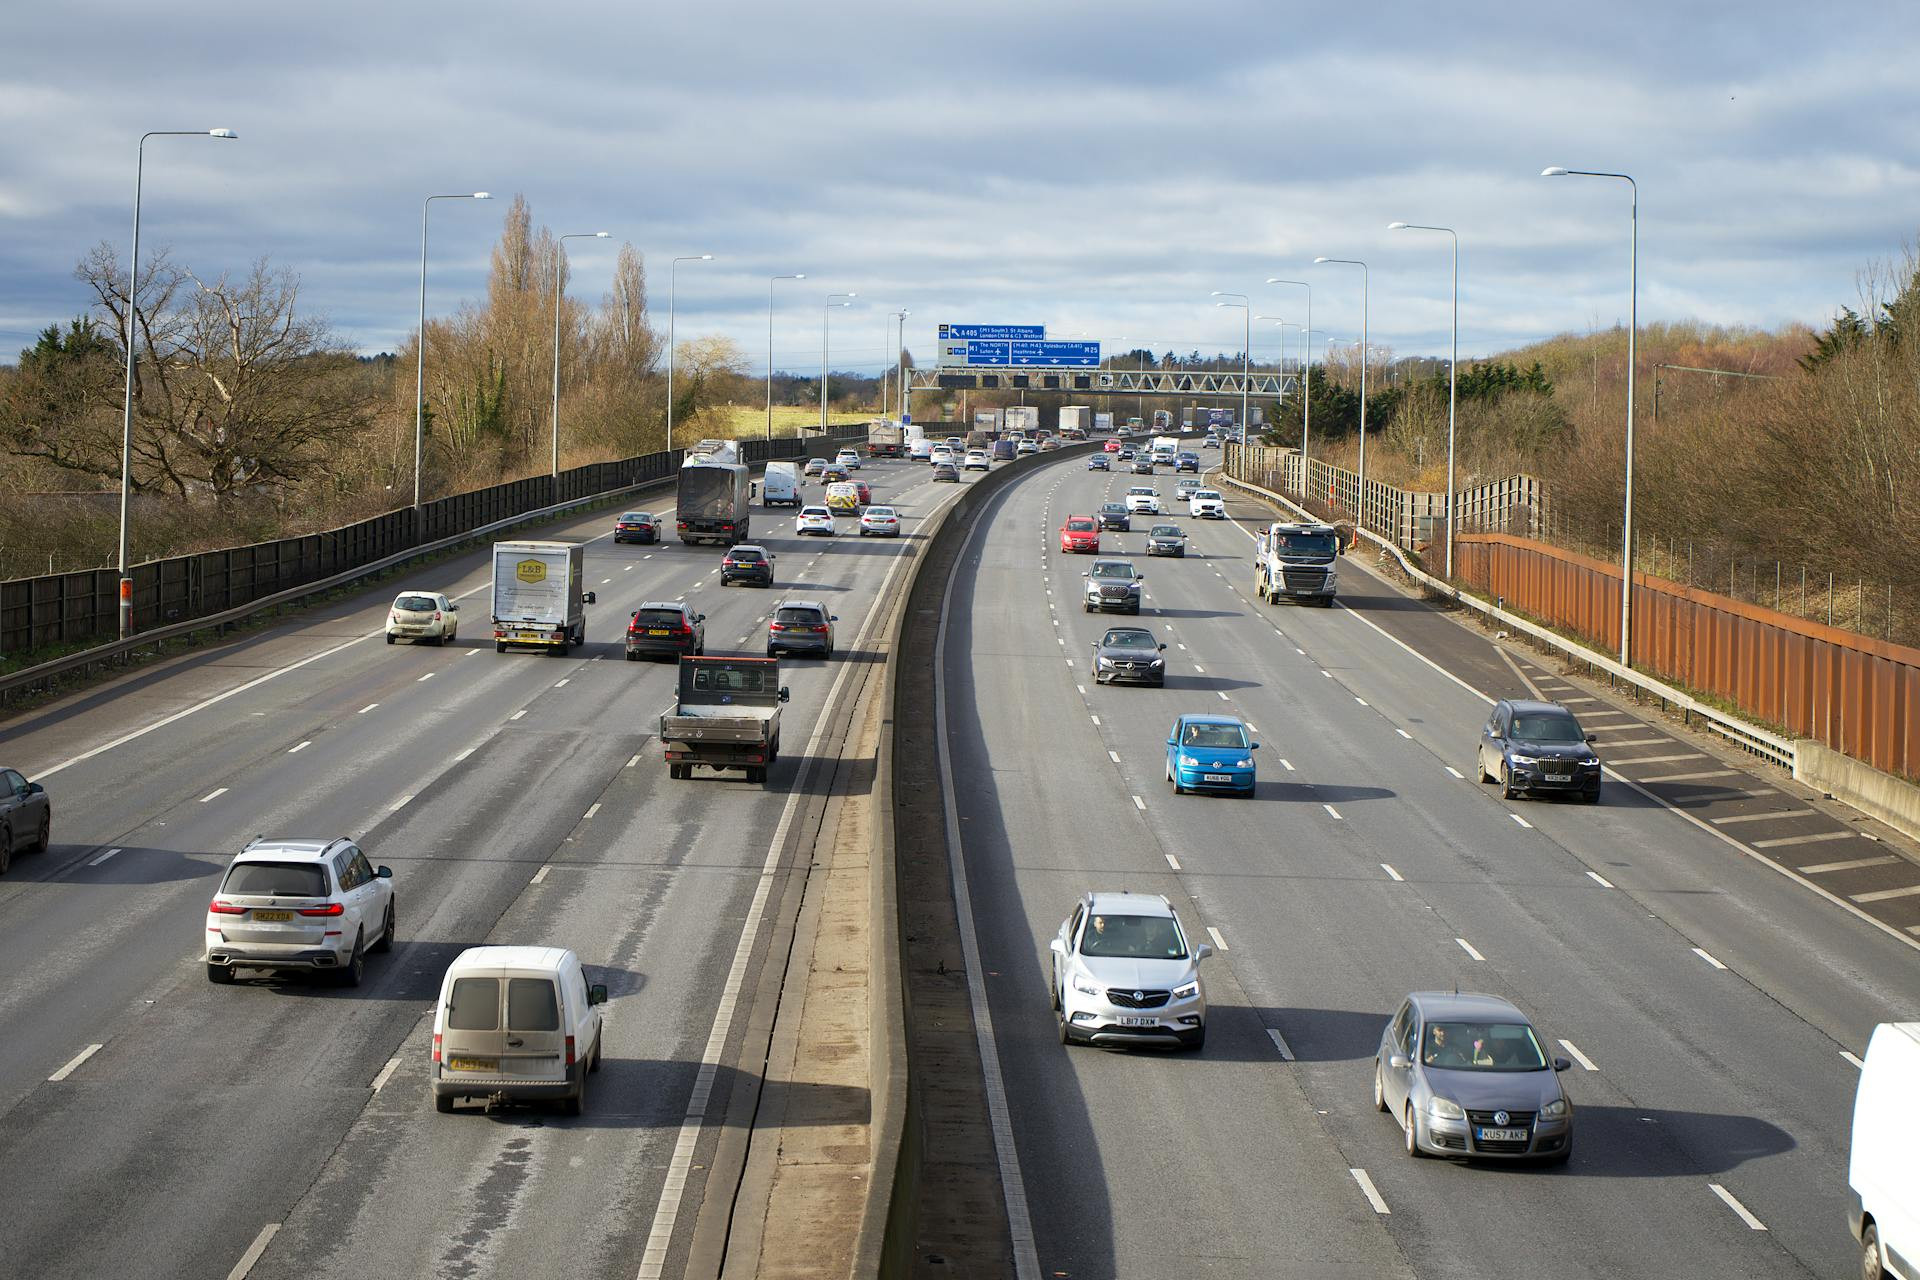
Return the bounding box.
[432,946,606,1115]
[1255,522,1341,607]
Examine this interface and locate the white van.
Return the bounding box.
[432,946,606,1115]
[1851,1022,1920,1279]
[762,460,801,507]
[908,437,934,461]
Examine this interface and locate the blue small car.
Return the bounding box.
[1087,454,1110,471]
[1166,714,1259,796]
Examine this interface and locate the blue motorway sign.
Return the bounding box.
[1011,340,1101,367]
[940,323,1046,341]
[962,341,1011,364]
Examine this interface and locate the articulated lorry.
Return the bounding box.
[660,656,789,784]
[677,439,751,545]
[491,540,598,653]
[866,419,906,457]
[1253,521,1341,607]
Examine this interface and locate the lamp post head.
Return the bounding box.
[208,128,237,138]
[1313,256,1332,263]
[794,273,806,280]
[593,231,610,238]
[1387,221,1409,230]
[699,253,713,260]
[1541,166,1570,177]
[472,192,492,200]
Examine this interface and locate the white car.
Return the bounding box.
[1049,891,1210,1050]
[205,837,395,986]
[963,449,990,471]
[1189,489,1226,519]
[930,447,955,467]
[835,449,862,471]
[859,505,901,537]
[796,505,836,536]
[387,590,458,646]
[1016,439,1040,456]
[1125,487,1161,515]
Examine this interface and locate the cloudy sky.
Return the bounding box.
[3,0,1916,374]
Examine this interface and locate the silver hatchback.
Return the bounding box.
[1374,991,1574,1162]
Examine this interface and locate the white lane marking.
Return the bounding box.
[1639,768,1738,783]
[1077,685,1087,696]
[1801,856,1897,874]
[465,648,480,657]
[601,578,612,584]
[417,671,435,682]
[1557,695,1598,703]
[1841,1050,1866,1069]
[626,753,641,768]
[1177,642,1187,650]
[1381,863,1404,882]
[642,555,651,561]
[287,740,311,754]
[1295,647,1306,655]
[1396,729,1412,739]
[554,678,571,688]
[1558,1038,1599,1071]
[1587,870,1616,888]
[454,747,475,763]
[1605,736,1670,747]
[1132,795,1146,810]
[1751,830,1855,850]
[1107,750,1121,764]
[1267,1027,1296,1060]
[1355,697,1369,707]
[1350,1168,1390,1215]
[200,788,228,803]
[1320,669,1332,678]
[1444,766,1465,779]
[1711,809,1816,825]
[1164,853,1182,871]
[48,1043,104,1081]
[358,703,378,714]
[531,866,550,885]
[1693,946,1728,970]
[1090,715,1101,726]
[1280,758,1295,771]
[1510,812,1533,829]
[1608,753,1704,766]
[1456,937,1485,961]
[89,847,123,866]
[389,794,414,811]
[370,1056,402,1092]
[1853,884,1920,904]
[1206,926,1230,951]
[583,802,601,821]
[1324,804,1343,820]
[1193,663,1205,673]
[224,1223,282,1280]
[509,710,527,721]
[1709,1183,1768,1231]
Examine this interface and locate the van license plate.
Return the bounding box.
[1117,1017,1158,1027]
[251,909,292,922]
[449,1057,498,1072]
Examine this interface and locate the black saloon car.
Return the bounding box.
[626,602,706,661]
[613,511,659,544]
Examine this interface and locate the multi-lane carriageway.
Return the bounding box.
[0,441,1914,1280]
[0,457,966,1280]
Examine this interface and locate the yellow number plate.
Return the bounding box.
[252,910,293,922]
[448,1057,498,1072]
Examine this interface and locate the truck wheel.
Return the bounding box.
[768,735,780,764]
[747,766,767,784]
[496,642,507,653]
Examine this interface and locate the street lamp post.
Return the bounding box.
[888,310,910,420]
[415,192,490,519]
[821,293,855,433]
[1312,258,1369,522]
[1210,292,1250,431]
[1389,221,1459,578]
[1266,278,1313,484]
[117,127,238,640]
[551,231,611,487]
[666,254,714,448]
[1543,165,1638,667]
[767,274,806,440]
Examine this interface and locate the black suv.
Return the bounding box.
[1476,699,1602,803]
[1096,502,1131,532]
[626,602,706,661]
[721,544,775,587]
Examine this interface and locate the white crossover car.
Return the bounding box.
[1049,891,1210,1050]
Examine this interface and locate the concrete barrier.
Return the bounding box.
[1795,740,1920,845]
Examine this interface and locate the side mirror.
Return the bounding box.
[376,865,393,879]
[1082,572,1091,578]
[1195,942,1214,961]
[1553,1057,1571,1073]
[588,983,609,1006]
[1250,742,1261,750]
[1166,737,1177,747]
[778,687,791,703]
[830,615,839,622]
[1048,938,1067,957]
[1158,643,1167,651]
[583,591,598,604]
[1388,1054,1409,1070]
[1585,733,1598,744]
[448,604,459,612]
[696,614,707,623]
[27,781,45,795]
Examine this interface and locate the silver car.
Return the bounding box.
[1375,992,1573,1162]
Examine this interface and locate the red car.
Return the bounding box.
[1060,515,1100,555]
[1103,438,1123,453]
[854,481,873,505]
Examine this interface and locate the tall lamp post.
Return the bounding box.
[1543,165,1638,666]
[1389,220,1459,578]
[821,293,855,433]
[767,274,806,440]
[1312,257,1369,520]
[888,310,910,420]
[551,231,611,486]
[415,192,491,518]
[117,127,238,640]
[1265,278,1312,480]
[1210,292,1250,431]
[665,253,714,447]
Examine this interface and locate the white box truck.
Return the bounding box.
[491,541,597,653]
[1058,405,1090,438]
[1093,412,1114,434]
[1850,1023,1920,1280]
[1003,406,1039,438]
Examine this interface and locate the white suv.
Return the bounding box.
[1189,489,1226,519]
[1049,891,1211,1050]
[1125,487,1161,515]
[205,837,395,986]
[963,449,990,471]
[835,448,862,471]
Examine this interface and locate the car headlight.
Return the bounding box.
[1540,1098,1568,1119]
[1234,758,1253,768]
[1179,755,1199,767]
[1172,981,1199,1000]
[1097,657,1116,668]
[1508,753,1540,766]
[1072,974,1101,996]
[1429,1096,1466,1121]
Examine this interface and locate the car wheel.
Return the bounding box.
[385,633,396,645]
[1862,1223,1887,1280]
[372,902,395,954]
[768,734,780,764]
[33,814,50,856]
[590,1032,603,1073]
[1057,1014,1075,1046]
[563,1070,586,1117]
[337,933,365,987]
[1476,749,1492,784]
[1050,964,1061,1012]
[436,1093,455,1114]
[207,962,234,985]
[1584,786,1602,805]
[747,766,767,784]
[1500,764,1518,801]
[496,642,507,653]
[626,651,639,661]
[0,826,11,875]
[1404,1104,1425,1158]
[1184,1024,1206,1052]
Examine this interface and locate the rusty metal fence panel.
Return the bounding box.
[0,424,866,660]
[1455,532,1920,779]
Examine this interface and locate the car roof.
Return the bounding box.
[446,945,575,974]
[800,505,831,513]
[637,599,691,610]
[776,598,827,611]
[1505,699,1575,717]
[393,588,444,596]
[1409,991,1529,1022]
[1086,890,1174,918]
[1176,713,1246,728]
[727,544,768,553]
[236,837,349,863]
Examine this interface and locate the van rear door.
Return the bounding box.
[441,975,506,1073]
[502,975,569,1082]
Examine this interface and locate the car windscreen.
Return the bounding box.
[1089,562,1135,579]
[1129,488,1154,495]
[634,608,686,628]
[1101,630,1157,650]
[775,606,824,625]
[1150,526,1182,538]
[506,977,560,1031]
[1079,914,1187,960]
[1512,714,1583,743]
[1100,504,1126,514]
[1278,533,1337,555]
[1421,1021,1548,1071]
[1181,722,1248,749]
[394,595,439,613]
[1194,491,1221,500]
[446,977,499,1030]
[222,861,328,897]
[1066,519,1095,531]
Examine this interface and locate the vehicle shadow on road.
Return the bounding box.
[1144,607,1242,620]
[1559,1104,1797,1176]
[1168,674,1262,693]
[449,1060,869,1133]
[35,843,224,886]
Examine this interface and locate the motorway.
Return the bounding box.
[936,448,1920,1279]
[0,455,959,1280]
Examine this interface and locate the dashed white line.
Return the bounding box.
[1395,729,1412,739]
[1350,1168,1390,1215]
[1165,853,1181,871]
[1456,937,1485,961]
[288,741,311,754]
[1692,946,1728,970]
[601,578,612,584]
[1280,758,1295,771]
[510,709,527,721]
[224,1223,282,1280]
[48,1043,103,1082]
[89,847,123,866]
[1354,697,1369,707]
[357,703,378,714]
[1445,766,1465,779]
[200,788,228,803]
[416,671,435,682]
[1217,691,1230,701]
[1132,795,1146,810]
[1709,1183,1767,1231]
[1206,926,1229,951]
[1381,863,1404,882]
[626,753,641,768]
[1557,1038,1599,1071]
[1587,870,1616,888]
[390,794,414,811]
[1193,664,1205,673]
[554,678,571,688]
[583,802,601,821]
[1107,750,1121,764]
[370,1056,402,1092]
[1323,804,1343,820]
[1267,1027,1296,1060]
[1841,1050,1866,1069]
[1320,669,1332,678]
[1510,813,1534,829]
[531,866,550,885]
[454,747,475,763]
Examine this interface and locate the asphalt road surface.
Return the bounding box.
[937,450,1920,1280]
[0,455,962,1280]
